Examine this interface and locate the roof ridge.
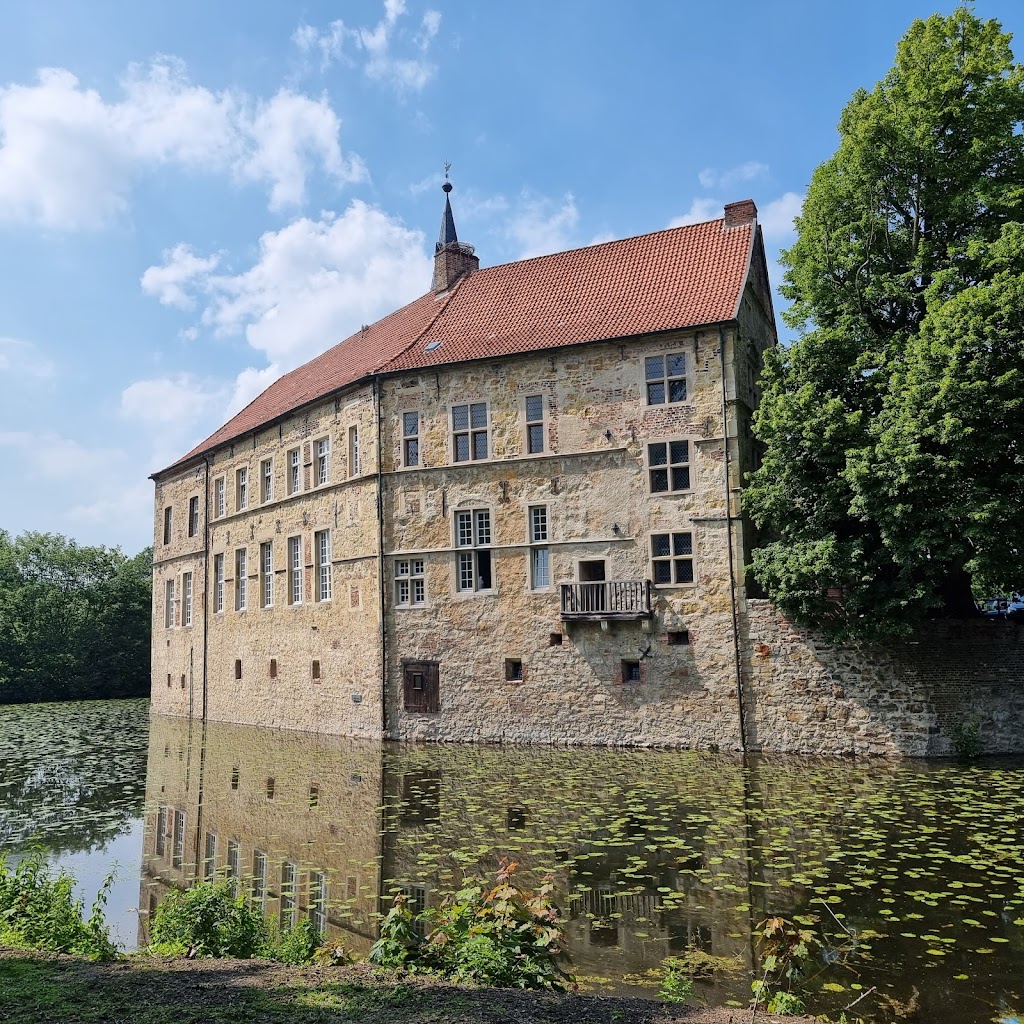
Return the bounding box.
[472,216,727,276]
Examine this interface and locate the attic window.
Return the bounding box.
[424,340,443,352]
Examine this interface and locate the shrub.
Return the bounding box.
[370,860,574,990]
[148,881,323,963]
[0,851,117,960]
[952,719,982,758]
[149,881,270,958]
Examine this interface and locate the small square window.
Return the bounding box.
[622,659,642,684]
[648,440,691,493]
[645,352,687,405]
[505,659,523,682]
[667,630,690,646]
[269,658,278,679]
[549,632,564,647]
[234,659,242,680]
[311,659,321,682]
[507,807,527,830]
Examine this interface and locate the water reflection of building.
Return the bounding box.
[143,716,815,997]
[140,715,383,954]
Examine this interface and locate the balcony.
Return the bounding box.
[560,580,652,622]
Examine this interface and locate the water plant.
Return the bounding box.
[370,860,574,990]
[951,718,982,758]
[0,851,117,959]
[750,916,817,1016]
[657,957,695,1003]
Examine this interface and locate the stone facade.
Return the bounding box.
[150,198,1023,756]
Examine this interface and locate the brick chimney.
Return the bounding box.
[432,180,479,292]
[723,199,758,228]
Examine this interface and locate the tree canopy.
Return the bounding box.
[745,7,1024,640]
[0,531,152,703]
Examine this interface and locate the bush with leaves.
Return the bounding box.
[148,880,321,962]
[370,860,573,990]
[0,851,117,960]
[750,916,817,1016]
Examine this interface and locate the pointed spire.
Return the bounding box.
[431,164,478,293]
[436,162,458,252]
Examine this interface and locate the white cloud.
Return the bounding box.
[0,430,128,481]
[140,244,221,309]
[143,200,431,371]
[697,161,769,191]
[0,337,55,379]
[758,191,803,242]
[503,192,579,260]
[668,197,722,228]
[226,365,282,418]
[294,1,442,93]
[68,480,154,536]
[120,373,225,428]
[0,58,359,229]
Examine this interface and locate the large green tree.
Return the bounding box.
[746,8,1024,639]
[0,531,152,703]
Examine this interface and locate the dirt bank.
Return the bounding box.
[0,948,818,1023]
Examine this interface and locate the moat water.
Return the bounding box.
[1,698,1023,1023]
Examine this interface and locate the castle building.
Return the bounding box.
[150,187,777,748]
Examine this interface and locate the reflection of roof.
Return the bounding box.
[161,214,755,474]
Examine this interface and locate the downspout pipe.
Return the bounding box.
[719,326,747,752]
[201,455,210,724]
[373,376,388,739]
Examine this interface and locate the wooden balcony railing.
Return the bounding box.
[559,580,652,621]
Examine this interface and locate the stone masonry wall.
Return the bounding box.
[742,600,1024,755]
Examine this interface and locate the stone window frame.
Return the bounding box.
[235,466,248,512]
[646,439,692,494]
[314,436,331,487]
[280,859,298,930]
[308,871,328,934]
[644,351,688,406]
[287,447,302,495]
[348,425,360,477]
[188,495,200,537]
[252,850,268,905]
[213,475,226,519]
[394,557,426,607]
[314,529,332,603]
[213,553,225,613]
[260,458,274,504]
[287,535,304,606]
[260,541,274,609]
[450,401,489,463]
[182,571,193,627]
[164,578,176,629]
[401,410,420,468]
[235,547,248,611]
[650,530,696,587]
[162,506,172,545]
[524,394,546,454]
[453,506,494,594]
[526,504,550,591]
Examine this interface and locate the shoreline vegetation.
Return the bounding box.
[0,856,819,1024]
[0,531,152,704]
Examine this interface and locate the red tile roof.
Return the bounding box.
[162,213,755,474]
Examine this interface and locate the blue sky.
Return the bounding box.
[0,0,1020,555]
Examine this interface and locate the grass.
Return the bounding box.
[0,949,789,1024]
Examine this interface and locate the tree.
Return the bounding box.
[746,8,1024,639]
[0,532,153,703]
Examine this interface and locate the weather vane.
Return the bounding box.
[444,160,452,181]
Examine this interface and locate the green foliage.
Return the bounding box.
[751,916,818,1015]
[951,718,982,758]
[0,531,152,703]
[0,851,117,959]
[657,957,695,1003]
[148,881,321,963]
[746,8,1024,639]
[370,861,573,990]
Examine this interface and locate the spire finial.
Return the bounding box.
[442,160,453,194]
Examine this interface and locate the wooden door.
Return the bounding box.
[403,660,440,713]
